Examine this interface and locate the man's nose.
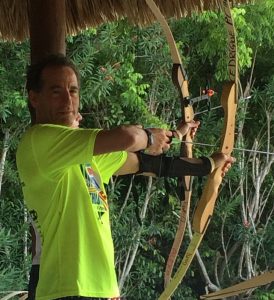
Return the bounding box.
[63,90,72,106]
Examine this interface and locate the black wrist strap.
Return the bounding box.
[143,129,154,148]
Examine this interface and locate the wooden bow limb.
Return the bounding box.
[144,0,195,288]
[164,188,192,287]
[200,270,274,299]
[158,0,238,298]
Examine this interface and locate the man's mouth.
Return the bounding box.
[58,111,73,115]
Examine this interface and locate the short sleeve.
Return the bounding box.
[31,124,101,176]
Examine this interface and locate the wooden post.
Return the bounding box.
[29,0,66,63]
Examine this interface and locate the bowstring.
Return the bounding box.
[172,139,274,156]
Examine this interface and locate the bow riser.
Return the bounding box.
[220,83,237,153]
[223,0,238,88]
[172,64,189,96]
[193,82,237,233]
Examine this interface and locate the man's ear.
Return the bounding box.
[28,90,39,108]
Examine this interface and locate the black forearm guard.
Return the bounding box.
[136,152,213,177]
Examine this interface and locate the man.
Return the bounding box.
[27,113,83,300]
[16,54,233,300]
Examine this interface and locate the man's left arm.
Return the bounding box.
[115,151,234,178]
[114,152,139,175]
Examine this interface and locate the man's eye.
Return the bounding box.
[70,89,79,95]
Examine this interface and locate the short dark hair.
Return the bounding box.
[26,53,80,92]
[26,54,80,124]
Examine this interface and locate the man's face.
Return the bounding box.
[29,66,80,126]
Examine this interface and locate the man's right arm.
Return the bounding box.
[93,125,172,156]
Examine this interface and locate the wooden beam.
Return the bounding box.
[29,0,66,63]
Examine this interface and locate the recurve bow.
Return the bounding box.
[158,0,238,298]
[144,0,195,288]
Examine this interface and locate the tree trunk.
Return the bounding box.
[29,0,66,63]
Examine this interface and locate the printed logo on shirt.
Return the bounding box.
[81,163,108,220]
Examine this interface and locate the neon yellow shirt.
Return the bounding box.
[16,124,127,300]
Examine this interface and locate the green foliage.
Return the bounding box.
[67,26,164,129]
[0,41,29,123]
[255,289,274,300]
[0,227,29,290]
[0,40,30,291]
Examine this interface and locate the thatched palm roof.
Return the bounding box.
[0,0,251,42]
